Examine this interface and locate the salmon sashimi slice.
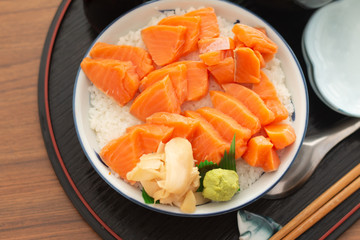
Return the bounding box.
[264,123,296,149]
[252,71,289,122]
[158,15,201,55]
[210,91,261,135]
[89,42,154,79]
[198,37,235,53]
[199,50,233,66]
[165,61,209,101]
[254,50,266,68]
[139,64,187,103]
[262,148,281,172]
[196,107,252,158]
[146,112,199,141]
[252,27,274,62]
[234,36,246,48]
[100,131,142,182]
[199,51,223,66]
[232,24,278,55]
[234,47,261,84]
[242,136,272,167]
[183,110,229,164]
[252,71,278,100]
[141,25,186,66]
[208,57,235,84]
[264,99,289,122]
[185,7,220,39]
[126,123,174,153]
[242,135,280,172]
[81,58,139,106]
[261,52,275,63]
[130,75,181,121]
[254,26,267,35]
[252,127,269,139]
[222,83,275,125]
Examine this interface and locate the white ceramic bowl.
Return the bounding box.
[73,0,308,217]
[303,0,360,117]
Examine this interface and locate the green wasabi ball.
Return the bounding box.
[202,168,239,202]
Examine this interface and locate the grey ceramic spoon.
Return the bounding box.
[265,117,360,199]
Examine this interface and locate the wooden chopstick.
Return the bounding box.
[283,177,360,239]
[270,163,360,240]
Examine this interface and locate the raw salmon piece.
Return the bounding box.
[89,42,154,78]
[254,26,267,35]
[183,110,229,164]
[199,50,233,66]
[234,47,260,84]
[249,30,276,63]
[262,148,280,172]
[208,57,234,84]
[242,135,279,172]
[198,37,235,53]
[165,61,209,101]
[234,27,266,48]
[261,52,275,63]
[252,71,278,100]
[199,51,223,66]
[158,15,201,55]
[80,58,139,106]
[252,71,288,122]
[264,99,289,122]
[242,136,272,167]
[130,75,181,121]
[232,24,278,54]
[254,50,266,68]
[223,49,235,58]
[196,107,252,158]
[141,25,186,66]
[126,124,174,153]
[222,83,275,125]
[252,127,269,138]
[264,123,296,149]
[185,7,220,39]
[234,36,246,48]
[146,112,199,140]
[139,64,187,103]
[100,131,142,182]
[210,91,261,135]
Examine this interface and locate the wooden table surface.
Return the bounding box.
[0,0,358,239]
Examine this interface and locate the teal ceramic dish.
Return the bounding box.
[303,0,360,117]
[237,210,281,240]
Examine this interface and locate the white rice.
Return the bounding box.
[88,87,142,149]
[88,8,294,191]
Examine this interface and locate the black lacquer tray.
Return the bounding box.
[38,0,360,239]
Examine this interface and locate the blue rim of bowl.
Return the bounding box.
[301,1,360,118]
[73,0,309,217]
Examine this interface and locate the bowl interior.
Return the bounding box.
[73,0,308,216]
